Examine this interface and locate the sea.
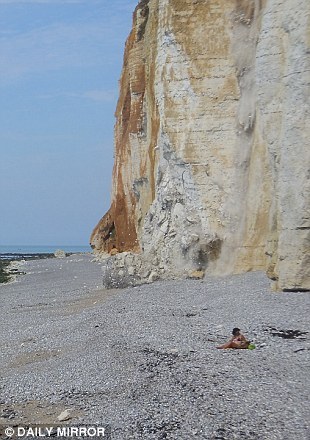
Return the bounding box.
[0,245,91,260]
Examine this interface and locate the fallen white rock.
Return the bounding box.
[57,409,71,422]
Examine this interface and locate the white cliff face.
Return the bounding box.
[255,0,310,290]
[91,0,310,291]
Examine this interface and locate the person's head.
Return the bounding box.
[232,327,240,336]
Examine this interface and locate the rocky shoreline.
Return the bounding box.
[0,260,11,283]
[1,255,309,439]
[0,252,77,284]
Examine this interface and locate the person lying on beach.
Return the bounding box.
[217,327,250,349]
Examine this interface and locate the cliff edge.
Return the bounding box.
[91,0,310,291]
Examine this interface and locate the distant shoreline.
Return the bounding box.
[0,252,56,261]
[0,251,90,283]
[0,253,57,284]
[0,245,91,254]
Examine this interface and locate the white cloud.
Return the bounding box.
[0,0,87,3]
[77,89,117,102]
[39,89,117,102]
[0,0,137,85]
[0,22,120,84]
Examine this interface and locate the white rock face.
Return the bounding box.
[255,0,310,290]
[54,249,66,259]
[92,0,310,291]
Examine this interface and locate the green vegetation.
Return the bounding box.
[0,261,11,283]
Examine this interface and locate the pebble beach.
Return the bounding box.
[0,254,309,439]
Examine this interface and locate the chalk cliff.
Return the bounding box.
[91,0,310,291]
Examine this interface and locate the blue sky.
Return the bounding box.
[0,0,137,246]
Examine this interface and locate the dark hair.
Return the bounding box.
[232,327,240,335]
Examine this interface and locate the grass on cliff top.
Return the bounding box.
[0,261,11,283]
